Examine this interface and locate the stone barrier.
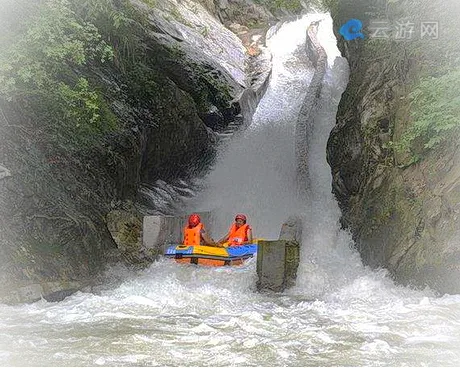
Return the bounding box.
[142,212,213,255]
[256,216,301,292]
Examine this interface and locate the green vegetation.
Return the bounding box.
[253,0,338,13]
[253,0,304,13]
[200,25,210,38]
[140,0,157,7]
[0,0,118,149]
[192,63,233,114]
[320,0,339,13]
[0,0,222,153]
[378,0,460,162]
[396,69,460,158]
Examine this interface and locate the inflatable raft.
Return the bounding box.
[164,243,258,266]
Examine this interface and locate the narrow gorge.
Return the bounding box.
[2,1,460,366]
[1,0,460,305]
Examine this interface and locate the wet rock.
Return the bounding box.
[328,0,460,294]
[0,0,273,304]
[0,165,11,180]
[217,0,229,10]
[201,105,225,130]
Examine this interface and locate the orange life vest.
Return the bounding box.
[183,223,203,245]
[228,223,250,246]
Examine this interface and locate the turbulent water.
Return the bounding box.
[2,14,460,367]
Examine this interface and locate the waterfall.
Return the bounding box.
[294,20,328,198]
[187,14,346,250]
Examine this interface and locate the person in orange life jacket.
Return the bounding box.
[217,214,253,246]
[183,213,217,246]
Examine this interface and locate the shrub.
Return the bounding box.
[0,0,116,148]
[397,69,460,156]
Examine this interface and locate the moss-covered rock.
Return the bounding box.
[328,0,460,294]
[0,0,268,303]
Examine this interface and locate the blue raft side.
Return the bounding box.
[165,244,258,257]
[165,245,194,255]
[226,244,258,257]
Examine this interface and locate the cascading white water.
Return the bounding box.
[1,14,460,367]
[188,17,318,239]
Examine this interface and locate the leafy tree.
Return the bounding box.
[397,69,460,156]
[0,0,115,147]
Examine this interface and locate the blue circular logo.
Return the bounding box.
[339,19,365,41]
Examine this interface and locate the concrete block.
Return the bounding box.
[256,216,301,292]
[142,215,182,251]
[256,240,300,292]
[142,211,213,255]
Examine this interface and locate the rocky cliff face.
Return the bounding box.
[0,0,271,303]
[328,0,460,294]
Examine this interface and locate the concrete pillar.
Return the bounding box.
[142,212,213,255]
[256,216,301,292]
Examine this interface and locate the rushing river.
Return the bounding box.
[2,14,460,367]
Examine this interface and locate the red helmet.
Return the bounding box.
[188,213,201,227]
[235,214,247,223]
